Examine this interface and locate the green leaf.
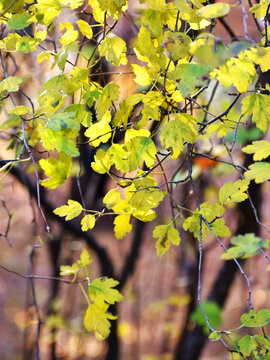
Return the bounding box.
[7,13,32,30]
[218,179,249,204]
[77,249,92,267]
[125,136,157,171]
[53,200,83,221]
[47,111,80,131]
[244,162,270,183]
[89,277,124,305]
[52,42,78,71]
[39,152,72,189]
[99,36,127,66]
[242,93,270,133]
[169,64,208,97]
[191,301,222,334]
[160,114,198,159]
[40,128,80,157]
[254,335,270,350]
[221,233,269,260]
[238,335,258,357]
[242,140,270,161]
[0,76,22,92]
[153,224,181,257]
[81,214,96,231]
[241,309,270,328]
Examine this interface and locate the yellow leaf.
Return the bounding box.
[244,162,270,183]
[61,0,84,9]
[60,263,79,281]
[107,144,130,173]
[132,208,157,222]
[249,47,270,72]
[249,0,270,18]
[81,214,96,231]
[91,149,114,174]
[131,64,152,86]
[54,200,83,220]
[9,106,31,115]
[197,3,230,19]
[99,36,127,66]
[114,214,132,239]
[124,128,151,143]
[89,277,123,305]
[160,114,197,159]
[210,52,256,93]
[84,303,116,339]
[242,140,270,161]
[77,249,92,267]
[103,189,122,209]
[37,50,51,63]
[219,179,249,204]
[76,19,93,39]
[39,153,72,189]
[241,93,270,133]
[85,111,112,147]
[142,91,164,107]
[59,22,78,46]
[153,224,181,257]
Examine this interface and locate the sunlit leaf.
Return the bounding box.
[89,277,123,305]
[39,153,72,189]
[242,140,270,161]
[81,214,96,231]
[99,36,127,66]
[54,200,83,220]
[244,162,270,183]
[242,93,270,133]
[114,214,132,239]
[60,263,79,281]
[219,179,249,204]
[197,3,230,18]
[76,19,93,39]
[84,303,116,339]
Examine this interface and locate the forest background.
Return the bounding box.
[0,0,270,359]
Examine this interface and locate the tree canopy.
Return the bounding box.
[0,0,270,359]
